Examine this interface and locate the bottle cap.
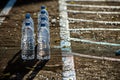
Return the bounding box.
[41,17,46,20]
[25,22,30,26]
[25,13,31,19]
[41,10,45,14]
[115,50,120,56]
[41,5,46,9]
[41,23,46,27]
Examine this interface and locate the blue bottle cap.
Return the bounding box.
[115,50,120,56]
[25,13,31,19]
[41,23,46,27]
[41,10,45,14]
[41,5,46,9]
[41,17,46,20]
[25,22,30,26]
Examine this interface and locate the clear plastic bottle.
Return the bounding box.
[37,23,50,60]
[38,7,49,26]
[38,19,49,32]
[41,5,48,16]
[21,22,35,60]
[22,13,34,32]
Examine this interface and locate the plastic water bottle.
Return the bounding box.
[38,10,49,25]
[38,6,49,26]
[37,23,50,60]
[21,21,35,60]
[22,13,34,32]
[41,5,48,16]
[38,19,49,31]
